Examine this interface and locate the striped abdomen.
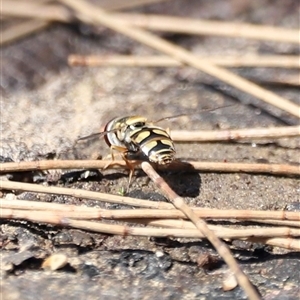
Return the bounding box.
[129,126,175,165]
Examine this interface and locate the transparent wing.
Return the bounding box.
[76,127,119,142]
[153,104,234,124]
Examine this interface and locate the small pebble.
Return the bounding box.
[222,271,238,291]
[42,253,68,271]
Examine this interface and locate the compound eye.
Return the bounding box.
[130,122,145,129]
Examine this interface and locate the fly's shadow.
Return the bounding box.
[58,136,104,161]
[158,160,201,198]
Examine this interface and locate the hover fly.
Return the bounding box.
[77,105,232,187]
[78,115,176,186]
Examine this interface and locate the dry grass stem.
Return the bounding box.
[247,219,300,228]
[64,220,300,251]
[1,208,299,240]
[263,73,300,87]
[248,237,300,250]
[98,0,172,11]
[3,2,299,44]
[1,201,299,250]
[133,218,300,235]
[133,218,300,229]
[2,1,72,22]
[1,199,299,222]
[1,160,299,176]
[1,0,169,46]
[0,180,173,209]
[59,0,300,120]
[0,198,104,216]
[63,219,300,242]
[170,126,300,142]
[2,0,169,21]
[187,161,299,176]
[68,54,300,69]
[5,200,296,250]
[1,19,50,46]
[115,13,300,44]
[141,162,261,300]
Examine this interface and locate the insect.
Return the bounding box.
[78,115,176,187]
[77,105,232,188]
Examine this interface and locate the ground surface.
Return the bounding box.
[1,0,299,299]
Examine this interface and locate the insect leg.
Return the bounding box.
[103,145,128,170]
[120,152,137,190]
[103,145,137,189]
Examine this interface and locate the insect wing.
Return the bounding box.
[153,104,234,124]
[76,128,119,142]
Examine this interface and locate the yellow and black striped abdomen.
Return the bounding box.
[130,126,175,165]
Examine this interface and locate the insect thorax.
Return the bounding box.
[104,116,147,151]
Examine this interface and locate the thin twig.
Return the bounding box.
[68,54,300,69]
[1,208,299,239]
[115,13,300,44]
[63,219,300,251]
[258,73,300,87]
[69,54,300,85]
[0,180,173,209]
[59,0,300,119]
[3,2,299,44]
[2,0,170,20]
[1,0,169,46]
[141,161,261,300]
[132,218,300,229]
[1,201,299,250]
[0,160,299,176]
[1,19,49,46]
[248,219,300,228]
[248,237,300,250]
[95,0,171,11]
[170,126,300,142]
[133,218,300,234]
[1,199,299,222]
[2,1,72,22]
[185,161,300,176]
